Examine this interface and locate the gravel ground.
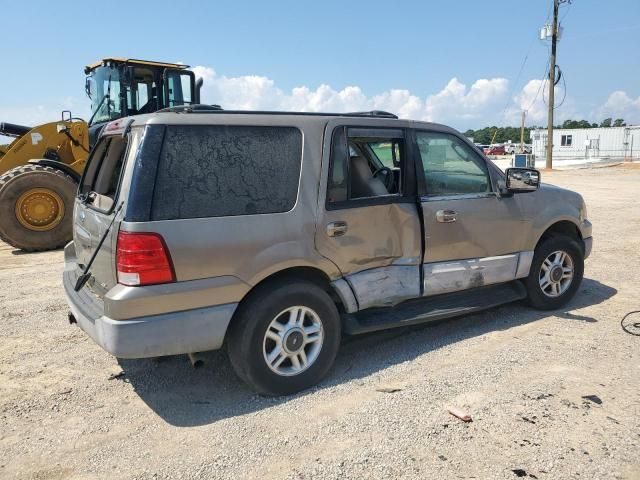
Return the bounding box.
[1,165,639,480]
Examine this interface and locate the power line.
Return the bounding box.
[542,67,567,110]
[559,1,573,23]
[510,2,555,120]
[525,64,549,113]
[499,40,535,120]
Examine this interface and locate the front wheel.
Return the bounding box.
[226,279,341,396]
[524,235,584,310]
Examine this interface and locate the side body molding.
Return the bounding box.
[423,251,534,297]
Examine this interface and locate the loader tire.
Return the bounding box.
[0,165,77,251]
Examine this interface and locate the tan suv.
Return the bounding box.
[63,108,592,395]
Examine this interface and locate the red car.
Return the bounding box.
[485,145,506,155]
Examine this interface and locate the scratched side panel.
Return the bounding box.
[423,253,520,296]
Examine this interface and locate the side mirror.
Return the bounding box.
[505,167,540,192]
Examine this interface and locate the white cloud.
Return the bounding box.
[593,90,640,123]
[423,77,508,123]
[193,66,510,129]
[512,79,547,123]
[3,66,637,147]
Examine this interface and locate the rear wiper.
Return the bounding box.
[74,201,124,292]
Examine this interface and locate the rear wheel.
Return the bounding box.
[227,279,341,396]
[524,235,584,310]
[0,165,77,251]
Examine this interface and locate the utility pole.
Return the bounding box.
[520,110,526,153]
[545,0,559,168]
[545,0,569,169]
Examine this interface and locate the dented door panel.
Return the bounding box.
[346,265,420,309]
[317,202,422,276]
[316,201,422,309]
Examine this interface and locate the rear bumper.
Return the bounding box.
[63,243,237,359]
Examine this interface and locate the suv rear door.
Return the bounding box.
[73,131,134,296]
[415,129,528,296]
[315,120,422,310]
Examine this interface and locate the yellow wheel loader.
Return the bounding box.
[0,58,200,251]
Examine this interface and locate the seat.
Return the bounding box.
[350,156,388,198]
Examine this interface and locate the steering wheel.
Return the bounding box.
[373,166,395,192]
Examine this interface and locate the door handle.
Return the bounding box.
[327,221,348,237]
[436,210,458,223]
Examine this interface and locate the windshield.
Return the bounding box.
[87,65,196,125]
[87,66,123,125]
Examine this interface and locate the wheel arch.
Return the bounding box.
[535,219,584,254]
[246,266,346,311]
[225,266,349,344]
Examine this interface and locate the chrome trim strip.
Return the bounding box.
[420,192,497,202]
[583,237,593,259]
[515,251,535,278]
[331,278,359,313]
[423,253,521,296]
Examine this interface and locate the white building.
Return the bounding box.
[530,125,640,161]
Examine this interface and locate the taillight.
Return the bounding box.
[116,231,175,286]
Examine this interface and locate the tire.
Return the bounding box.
[0,165,77,251]
[226,279,341,396]
[524,235,584,310]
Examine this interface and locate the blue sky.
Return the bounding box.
[2,0,639,135]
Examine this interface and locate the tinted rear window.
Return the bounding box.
[151,125,302,220]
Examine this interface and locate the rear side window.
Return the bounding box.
[151,125,302,220]
[79,135,129,211]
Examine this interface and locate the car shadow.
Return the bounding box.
[118,277,616,427]
[10,247,63,255]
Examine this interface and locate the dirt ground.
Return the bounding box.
[1,165,639,480]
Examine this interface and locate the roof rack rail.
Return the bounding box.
[155,106,399,119]
[157,104,223,113]
[346,110,398,119]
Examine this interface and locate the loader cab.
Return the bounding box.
[84,58,198,145]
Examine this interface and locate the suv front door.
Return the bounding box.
[415,129,529,296]
[315,121,422,310]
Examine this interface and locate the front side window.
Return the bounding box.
[561,134,573,146]
[327,127,404,205]
[417,131,490,196]
[151,126,302,220]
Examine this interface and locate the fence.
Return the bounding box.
[533,148,640,162]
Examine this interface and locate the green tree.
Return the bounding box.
[600,118,612,128]
[464,126,534,145]
[613,118,626,127]
[562,119,595,129]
